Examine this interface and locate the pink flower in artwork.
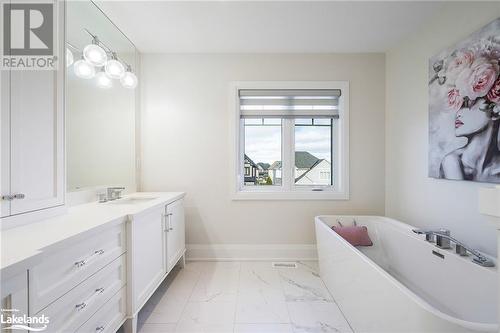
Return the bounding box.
[486,76,500,103]
[455,58,499,100]
[447,88,463,111]
[446,50,475,82]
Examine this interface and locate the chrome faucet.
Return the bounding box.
[412,229,494,267]
[412,228,448,245]
[106,187,125,201]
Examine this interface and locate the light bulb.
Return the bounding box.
[96,71,112,89]
[66,48,74,67]
[105,59,125,79]
[121,71,138,89]
[73,59,95,79]
[83,43,107,67]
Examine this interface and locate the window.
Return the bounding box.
[244,118,282,186]
[232,82,349,200]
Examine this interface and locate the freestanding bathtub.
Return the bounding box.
[315,215,497,333]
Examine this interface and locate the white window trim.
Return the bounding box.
[229,81,350,201]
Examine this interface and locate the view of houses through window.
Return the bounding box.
[294,118,332,186]
[243,118,333,187]
[243,118,282,186]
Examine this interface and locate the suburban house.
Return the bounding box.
[268,161,283,185]
[244,154,259,185]
[295,159,331,185]
[268,151,331,186]
[257,162,270,178]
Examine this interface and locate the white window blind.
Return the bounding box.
[239,89,341,118]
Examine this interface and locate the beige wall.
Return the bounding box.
[141,54,385,246]
[386,3,500,256]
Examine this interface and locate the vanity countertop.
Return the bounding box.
[0,192,185,276]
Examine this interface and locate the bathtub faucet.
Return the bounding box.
[412,228,450,246]
[412,229,494,267]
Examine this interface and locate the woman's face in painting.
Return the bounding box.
[455,103,491,137]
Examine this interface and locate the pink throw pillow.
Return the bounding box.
[332,225,373,246]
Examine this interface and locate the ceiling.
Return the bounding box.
[95,1,443,54]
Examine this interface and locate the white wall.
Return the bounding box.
[386,3,500,256]
[141,54,385,253]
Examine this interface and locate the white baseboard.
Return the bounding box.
[186,243,318,261]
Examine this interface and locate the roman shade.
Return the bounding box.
[239,89,341,118]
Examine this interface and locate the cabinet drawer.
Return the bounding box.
[30,224,126,313]
[76,287,126,333]
[38,255,126,333]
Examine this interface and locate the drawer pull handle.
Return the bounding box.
[162,213,167,232]
[74,250,105,268]
[167,213,173,231]
[162,213,173,232]
[96,326,105,332]
[75,288,105,311]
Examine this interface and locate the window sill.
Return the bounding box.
[232,190,349,201]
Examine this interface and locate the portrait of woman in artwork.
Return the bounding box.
[428,18,500,184]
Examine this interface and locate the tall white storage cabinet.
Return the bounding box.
[0,1,65,219]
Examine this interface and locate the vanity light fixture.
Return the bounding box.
[120,65,138,89]
[83,36,107,67]
[105,52,125,79]
[96,69,113,89]
[66,48,74,67]
[68,29,138,89]
[73,58,95,79]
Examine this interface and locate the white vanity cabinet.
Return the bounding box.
[0,270,29,333]
[125,197,186,333]
[29,223,126,314]
[1,192,185,333]
[127,206,167,315]
[28,222,127,333]
[165,198,186,272]
[0,0,65,219]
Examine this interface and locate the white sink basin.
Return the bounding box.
[108,197,158,204]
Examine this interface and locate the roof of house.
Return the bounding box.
[295,151,319,169]
[244,154,258,168]
[269,152,321,171]
[269,161,282,170]
[257,162,270,170]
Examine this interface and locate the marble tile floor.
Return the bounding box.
[136,261,353,333]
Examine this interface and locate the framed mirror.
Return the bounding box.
[66,1,138,192]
